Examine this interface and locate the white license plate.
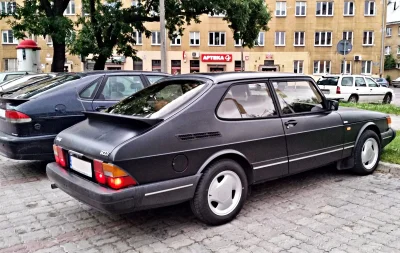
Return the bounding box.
[0,109,5,118]
[322,90,330,94]
[69,156,92,177]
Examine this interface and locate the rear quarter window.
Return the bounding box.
[317,77,338,86]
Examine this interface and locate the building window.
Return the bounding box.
[151,31,161,45]
[275,32,285,46]
[385,46,391,55]
[133,59,143,70]
[190,60,200,73]
[234,61,245,72]
[397,63,400,69]
[3,58,17,71]
[344,1,354,16]
[234,36,242,47]
[131,0,138,6]
[341,61,352,74]
[190,32,200,46]
[295,2,306,16]
[255,32,264,46]
[363,31,374,46]
[2,30,17,44]
[342,31,353,44]
[399,26,400,36]
[361,61,372,74]
[316,2,334,16]
[171,60,181,75]
[314,31,332,46]
[64,1,75,15]
[0,2,16,14]
[294,60,303,74]
[208,32,226,46]
[171,34,181,46]
[132,31,142,45]
[294,31,305,46]
[313,60,331,74]
[46,35,53,45]
[386,27,392,37]
[152,60,161,72]
[398,45,400,55]
[364,1,375,16]
[275,2,287,16]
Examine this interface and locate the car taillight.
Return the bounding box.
[5,110,31,123]
[94,161,137,190]
[53,144,66,167]
[336,86,341,94]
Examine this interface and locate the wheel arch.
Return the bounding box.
[353,122,382,155]
[349,94,359,102]
[197,149,254,184]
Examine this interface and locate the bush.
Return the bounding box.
[387,75,392,85]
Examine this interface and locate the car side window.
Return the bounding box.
[80,78,102,99]
[146,75,165,84]
[355,77,366,87]
[341,77,353,87]
[217,83,277,119]
[100,76,144,100]
[366,77,379,87]
[272,80,324,115]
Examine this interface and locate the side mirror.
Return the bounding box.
[327,99,339,111]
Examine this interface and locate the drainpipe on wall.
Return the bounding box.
[380,0,386,78]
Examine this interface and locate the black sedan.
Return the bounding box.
[0,71,169,160]
[47,72,395,225]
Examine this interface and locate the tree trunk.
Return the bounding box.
[93,54,107,70]
[51,42,66,72]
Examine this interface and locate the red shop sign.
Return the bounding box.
[201,54,233,62]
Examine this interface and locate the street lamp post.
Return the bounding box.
[160,0,167,73]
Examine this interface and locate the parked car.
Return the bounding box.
[317,75,395,104]
[0,71,169,160]
[0,73,54,91]
[47,72,395,225]
[374,78,389,87]
[0,71,35,83]
[392,77,400,88]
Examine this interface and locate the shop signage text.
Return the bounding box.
[201,54,233,62]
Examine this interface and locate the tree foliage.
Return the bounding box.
[69,0,271,70]
[1,0,74,72]
[385,54,397,70]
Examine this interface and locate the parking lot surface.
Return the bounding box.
[2,157,400,253]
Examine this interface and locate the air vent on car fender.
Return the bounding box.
[177,132,222,141]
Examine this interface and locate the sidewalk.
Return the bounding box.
[390,114,400,130]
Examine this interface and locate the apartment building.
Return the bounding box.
[0,0,385,76]
[384,0,400,78]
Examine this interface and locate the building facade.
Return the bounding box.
[0,0,386,77]
[384,0,400,79]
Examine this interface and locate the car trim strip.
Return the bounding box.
[285,125,343,136]
[144,184,194,197]
[253,160,288,170]
[289,148,343,162]
[383,136,392,140]
[344,145,354,149]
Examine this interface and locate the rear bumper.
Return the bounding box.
[46,162,200,214]
[324,94,351,101]
[381,127,396,148]
[0,131,55,160]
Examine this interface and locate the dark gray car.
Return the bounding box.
[47,72,396,225]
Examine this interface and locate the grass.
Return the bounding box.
[340,102,400,116]
[381,131,400,164]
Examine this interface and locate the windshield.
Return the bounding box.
[106,80,205,118]
[317,77,339,86]
[4,74,81,99]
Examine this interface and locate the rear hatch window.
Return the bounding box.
[317,77,339,86]
[107,79,205,118]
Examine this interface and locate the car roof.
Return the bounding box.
[169,72,310,84]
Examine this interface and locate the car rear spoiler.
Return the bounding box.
[0,98,30,106]
[83,111,163,127]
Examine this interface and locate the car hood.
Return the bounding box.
[336,106,388,124]
[55,112,163,161]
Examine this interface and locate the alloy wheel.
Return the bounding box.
[361,138,379,170]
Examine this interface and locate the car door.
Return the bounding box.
[365,77,384,102]
[354,77,370,102]
[270,78,344,174]
[92,74,147,111]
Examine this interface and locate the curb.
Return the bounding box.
[377,161,400,176]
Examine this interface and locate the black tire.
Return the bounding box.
[351,130,381,175]
[190,159,248,225]
[348,95,358,103]
[383,94,392,104]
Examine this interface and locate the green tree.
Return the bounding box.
[385,54,397,70]
[69,0,271,70]
[1,0,74,72]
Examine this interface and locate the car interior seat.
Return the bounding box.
[110,82,125,100]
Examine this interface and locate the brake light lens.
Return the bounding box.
[336,86,341,94]
[5,110,31,123]
[94,161,137,190]
[53,144,66,167]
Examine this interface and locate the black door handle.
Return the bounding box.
[284,120,297,129]
[95,106,107,111]
[356,89,359,90]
